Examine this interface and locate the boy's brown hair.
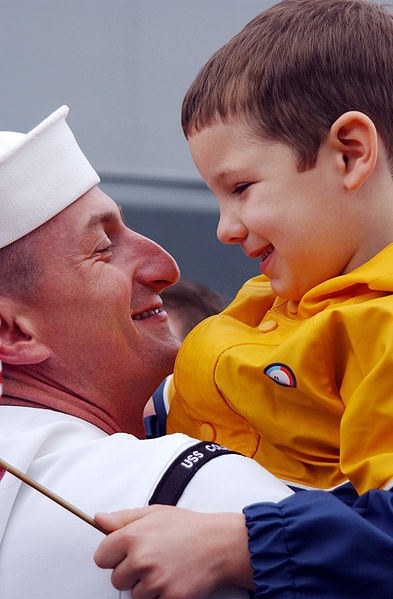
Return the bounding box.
[182,0,393,172]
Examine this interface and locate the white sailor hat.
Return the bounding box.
[0,105,100,249]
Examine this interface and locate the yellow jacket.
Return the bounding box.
[167,244,393,494]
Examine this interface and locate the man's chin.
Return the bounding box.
[165,334,182,369]
[147,333,180,376]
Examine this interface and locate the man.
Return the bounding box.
[0,106,291,598]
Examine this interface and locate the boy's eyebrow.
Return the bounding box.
[215,167,248,182]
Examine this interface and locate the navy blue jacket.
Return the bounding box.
[245,483,393,598]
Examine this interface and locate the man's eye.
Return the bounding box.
[97,245,113,253]
[233,183,251,195]
[96,237,114,254]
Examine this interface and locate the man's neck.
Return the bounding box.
[2,365,125,435]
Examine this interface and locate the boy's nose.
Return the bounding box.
[217,211,247,245]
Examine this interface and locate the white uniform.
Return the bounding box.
[0,406,292,599]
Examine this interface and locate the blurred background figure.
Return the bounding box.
[161,279,227,342]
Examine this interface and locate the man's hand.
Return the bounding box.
[94,505,254,599]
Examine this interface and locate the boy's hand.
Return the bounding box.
[94,505,254,599]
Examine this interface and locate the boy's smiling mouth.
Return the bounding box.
[244,243,275,274]
[258,244,275,275]
[260,244,274,262]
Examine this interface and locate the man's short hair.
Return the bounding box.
[0,230,42,298]
[182,0,393,172]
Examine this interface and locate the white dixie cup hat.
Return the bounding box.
[0,105,100,249]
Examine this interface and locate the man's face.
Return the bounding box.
[24,186,180,426]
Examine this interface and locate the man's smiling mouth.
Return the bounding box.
[132,308,161,321]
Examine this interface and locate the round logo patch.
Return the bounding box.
[264,363,296,387]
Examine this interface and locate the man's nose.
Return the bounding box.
[134,233,180,292]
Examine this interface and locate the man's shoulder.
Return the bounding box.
[0,404,203,512]
[0,404,198,491]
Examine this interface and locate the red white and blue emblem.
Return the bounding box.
[264,363,296,387]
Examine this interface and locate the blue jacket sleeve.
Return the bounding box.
[144,378,169,439]
[244,485,393,598]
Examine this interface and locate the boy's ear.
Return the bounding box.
[329,111,378,191]
[0,299,50,365]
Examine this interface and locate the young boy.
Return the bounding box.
[166,0,393,496]
[95,1,393,597]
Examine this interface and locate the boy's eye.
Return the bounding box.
[233,183,251,195]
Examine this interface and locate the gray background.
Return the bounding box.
[0,0,279,300]
[0,0,389,298]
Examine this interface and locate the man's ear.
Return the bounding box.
[0,300,50,365]
[329,111,378,191]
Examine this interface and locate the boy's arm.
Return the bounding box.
[144,376,172,439]
[328,312,393,494]
[246,485,393,598]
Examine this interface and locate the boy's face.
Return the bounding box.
[188,118,363,300]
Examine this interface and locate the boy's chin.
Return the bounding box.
[270,279,302,301]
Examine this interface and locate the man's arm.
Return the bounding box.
[95,507,253,597]
[95,485,393,599]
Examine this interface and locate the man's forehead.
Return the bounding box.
[61,187,123,230]
[37,191,124,251]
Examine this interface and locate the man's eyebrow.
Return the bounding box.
[85,207,124,231]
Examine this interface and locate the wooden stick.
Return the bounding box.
[0,457,108,535]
